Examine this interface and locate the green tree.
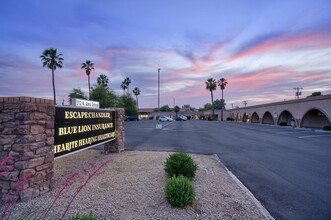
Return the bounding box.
[132,87,141,112]
[97,74,109,88]
[205,78,216,120]
[68,87,87,103]
[174,105,180,117]
[218,78,228,121]
[40,48,63,105]
[159,105,171,112]
[118,94,138,116]
[213,99,226,110]
[81,60,94,100]
[90,85,119,108]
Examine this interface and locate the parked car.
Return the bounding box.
[178,115,187,121]
[125,116,140,121]
[175,116,186,121]
[159,116,173,122]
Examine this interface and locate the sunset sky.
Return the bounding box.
[1,0,330,108]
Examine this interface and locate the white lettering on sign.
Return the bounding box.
[71,98,100,109]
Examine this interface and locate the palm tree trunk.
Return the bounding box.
[136,95,139,112]
[52,67,56,105]
[211,91,215,120]
[221,89,224,121]
[88,75,91,100]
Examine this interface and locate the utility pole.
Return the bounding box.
[243,100,248,107]
[293,87,303,99]
[156,68,162,129]
[157,68,161,114]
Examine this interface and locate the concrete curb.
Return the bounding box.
[213,154,275,220]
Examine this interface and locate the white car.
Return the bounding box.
[179,115,187,121]
[159,116,173,122]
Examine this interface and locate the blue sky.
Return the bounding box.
[1,0,331,108]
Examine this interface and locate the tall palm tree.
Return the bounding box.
[132,87,141,113]
[97,74,109,88]
[120,81,127,95]
[40,48,63,105]
[81,60,94,99]
[124,77,131,94]
[218,78,228,121]
[205,78,217,120]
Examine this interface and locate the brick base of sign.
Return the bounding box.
[104,108,125,153]
[0,97,55,202]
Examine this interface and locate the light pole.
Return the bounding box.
[156,68,162,129]
[158,68,160,113]
[293,87,303,99]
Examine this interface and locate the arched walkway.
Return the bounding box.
[236,112,242,122]
[251,112,260,123]
[243,112,249,122]
[277,110,294,126]
[301,108,331,129]
[262,111,274,124]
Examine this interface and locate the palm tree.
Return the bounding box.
[174,105,180,117]
[81,60,94,99]
[120,81,128,95]
[40,48,63,105]
[205,78,217,120]
[132,87,141,113]
[124,77,131,94]
[218,78,228,121]
[97,74,109,88]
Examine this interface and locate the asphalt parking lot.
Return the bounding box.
[124,120,331,220]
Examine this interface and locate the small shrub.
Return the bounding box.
[164,152,198,179]
[279,122,287,126]
[323,126,331,131]
[165,175,195,208]
[70,212,102,220]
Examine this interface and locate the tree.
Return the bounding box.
[118,94,138,116]
[120,81,128,95]
[123,77,131,94]
[68,87,87,103]
[174,105,180,117]
[132,87,141,112]
[90,85,119,108]
[205,78,217,120]
[81,60,94,100]
[40,48,63,105]
[218,78,228,121]
[159,105,171,112]
[97,74,109,88]
[213,99,226,110]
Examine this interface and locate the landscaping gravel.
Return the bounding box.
[6,150,268,219]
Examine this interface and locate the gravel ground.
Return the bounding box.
[5,150,267,219]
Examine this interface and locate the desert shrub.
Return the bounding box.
[279,122,287,126]
[164,152,198,179]
[165,175,195,208]
[323,126,331,131]
[70,212,103,220]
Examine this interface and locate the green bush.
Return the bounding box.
[323,126,331,131]
[279,122,287,126]
[164,152,198,179]
[165,175,195,207]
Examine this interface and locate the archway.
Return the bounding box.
[262,111,274,124]
[301,108,330,129]
[277,110,294,126]
[243,112,250,122]
[236,112,242,121]
[251,112,260,123]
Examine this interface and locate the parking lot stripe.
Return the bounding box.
[298,134,331,138]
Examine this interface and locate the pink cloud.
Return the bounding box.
[229,31,331,62]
